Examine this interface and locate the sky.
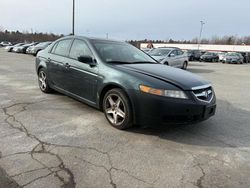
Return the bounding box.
[0,0,250,40]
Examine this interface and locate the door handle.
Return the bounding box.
[64,63,70,68]
[47,58,51,62]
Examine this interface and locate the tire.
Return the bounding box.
[38,68,52,93]
[103,88,133,130]
[182,61,188,70]
[35,50,41,56]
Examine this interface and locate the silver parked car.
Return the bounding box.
[26,42,52,56]
[222,53,244,64]
[148,47,188,69]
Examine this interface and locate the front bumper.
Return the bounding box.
[13,48,23,53]
[224,59,241,64]
[130,90,216,126]
[26,48,35,54]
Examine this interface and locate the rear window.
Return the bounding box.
[51,39,72,56]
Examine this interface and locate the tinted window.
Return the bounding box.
[93,41,156,63]
[177,50,184,55]
[149,48,171,56]
[69,39,93,60]
[52,39,71,56]
[171,50,178,56]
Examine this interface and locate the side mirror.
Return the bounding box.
[78,56,97,67]
[169,53,175,57]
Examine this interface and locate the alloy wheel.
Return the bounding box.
[104,94,126,126]
[38,71,47,91]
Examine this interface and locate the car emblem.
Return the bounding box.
[202,90,212,99]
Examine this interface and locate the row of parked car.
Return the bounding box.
[1,41,52,56]
[142,47,250,65]
[187,50,249,64]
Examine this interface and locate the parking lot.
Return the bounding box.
[0,48,250,188]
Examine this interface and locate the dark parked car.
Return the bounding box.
[5,43,25,52]
[27,42,52,56]
[187,50,203,61]
[12,42,39,53]
[200,52,219,62]
[238,52,250,63]
[36,36,216,129]
[222,53,244,64]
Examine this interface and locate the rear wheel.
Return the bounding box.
[34,50,41,56]
[38,68,52,93]
[182,61,188,70]
[103,89,133,130]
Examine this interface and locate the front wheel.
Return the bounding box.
[103,89,133,130]
[38,68,52,93]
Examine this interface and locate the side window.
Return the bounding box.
[51,43,58,54]
[171,50,178,56]
[177,50,184,55]
[69,39,93,60]
[52,39,72,56]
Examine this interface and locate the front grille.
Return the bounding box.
[192,85,213,102]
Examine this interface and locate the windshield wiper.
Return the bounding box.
[106,61,158,64]
[106,61,131,64]
[131,61,159,64]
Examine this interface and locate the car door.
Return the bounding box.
[176,50,185,68]
[168,50,178,67]
[66,39,99,103]
[47,39,73,90]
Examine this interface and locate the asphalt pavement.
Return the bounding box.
[0,48,250,188]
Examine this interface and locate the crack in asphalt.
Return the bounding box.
[1,101,156,188]
[10,167,48,178]
[0,166,20,188]
[179,152,207,188]
[20,171,57,188]
[195,162,206,188]
[2,101,76,188]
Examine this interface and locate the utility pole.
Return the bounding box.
[106,33,109,39]
[198,21,205,50]
[72,0,75,35]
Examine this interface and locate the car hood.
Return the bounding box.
[150,55,166,61]
[116,64,210,90]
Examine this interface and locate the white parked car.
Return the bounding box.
[148,47,189,69]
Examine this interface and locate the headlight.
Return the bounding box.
[139,85,188,99]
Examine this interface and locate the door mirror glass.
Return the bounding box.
[78,55,92,63]
[78,56,97,67]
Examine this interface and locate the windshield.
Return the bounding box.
[204,52,213,56]
[15,43,24,47]
[148,48,171,56]
[93,41,156,64]
[227,53,240,57]
[35,42,51,47]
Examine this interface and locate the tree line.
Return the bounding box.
[1,28,250,47]
[0,29,63,43]
[128,35,250,48]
